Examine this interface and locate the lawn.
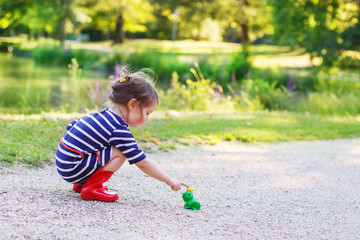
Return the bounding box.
[1,111,359,166]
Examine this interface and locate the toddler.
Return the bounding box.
[56,66,188,202]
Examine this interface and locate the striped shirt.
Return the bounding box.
[63,108,146,165]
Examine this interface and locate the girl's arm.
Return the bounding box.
[135,158,188,191]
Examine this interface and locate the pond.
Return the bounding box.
[0,53,110,114]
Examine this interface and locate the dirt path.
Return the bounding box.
[1,138,359,240]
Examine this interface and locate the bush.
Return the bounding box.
[159,71,217,111]
[0,41,21,52]
[33,44,63,65]
[62,49,103,69]
[297,92,360,115]
[314,75,359,95]
[338,50,360,69]
[225,48,251,84]
[125,52,192,83]
[239,78,294,111]
[251,68,317,93]
[159,64,241,111]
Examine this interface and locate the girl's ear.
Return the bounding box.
[128,98,137,111]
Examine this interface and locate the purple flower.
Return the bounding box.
[95,82,99,95]
[169,84,174,89]
[115,65,120,78]
[247,71,251,78]
[232,71,236,83]
[286,76,296,92]
[213,83,221,98]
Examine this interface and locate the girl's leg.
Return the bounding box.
[73,147,125,193]
[101,146,126,172]
[80,147,125,202]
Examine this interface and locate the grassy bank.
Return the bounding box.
[1,111,359,166]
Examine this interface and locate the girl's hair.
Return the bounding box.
[109,66,159,108]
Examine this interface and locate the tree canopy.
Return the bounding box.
[0,0,359,54]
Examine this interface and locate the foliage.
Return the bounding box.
[83,0,154,43]
[0,0,32,29]
[297,92,360,116]
[32,43,110,69]
[250,68,318,93]
[157,61,360,116]
[214,0,272,43]
[239,78,292,111]
[33,43,63,65]
[270,0,360,66]
[341,22,360,50]
[225,46,251,84]
[124,51,191,82]
[29,41,251,84]
[0,39,21,52]
[3,39,360,117]
[158,66,235,111]
[338,50,360,69]
[0,0,359,59]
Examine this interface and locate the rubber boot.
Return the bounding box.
[73,184,83,193]
[73,183,108,193]
[80,170,118,202]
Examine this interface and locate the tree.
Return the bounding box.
[270,0,359,65]
[0,0,32,34]
[177,0,216,41]
[83,0,154,44]
[340,0,360,50]
[148,0,220,41]
[19,0,61,40]
[211,0,271,44]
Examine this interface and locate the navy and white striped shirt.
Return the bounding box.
[63,108,146,165]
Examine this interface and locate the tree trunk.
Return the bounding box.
[113,11,124,44]
[240,22,249,44]
[238,0,250,44]
[59,0,70,49]
[195,21,202,41]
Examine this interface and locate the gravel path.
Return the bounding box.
[1,138,359,240]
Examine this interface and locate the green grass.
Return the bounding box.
[2,111,358,166]
[0,117,68,166]
[134,111,360,144]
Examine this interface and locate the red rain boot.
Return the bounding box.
[73,184,83,193]
[73,183,108,193]
[80,170,118,202]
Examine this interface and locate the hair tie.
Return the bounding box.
[118,77,126,83]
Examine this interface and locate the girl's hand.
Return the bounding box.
[167,178,189,191]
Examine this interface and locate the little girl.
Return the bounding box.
[56,66,188,202]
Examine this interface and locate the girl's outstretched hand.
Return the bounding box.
[167,178,189,191]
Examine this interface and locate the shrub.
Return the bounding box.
[62,49,102,69]
[225,48,251,84]
[33,44,63,65]
[125,51,191,83]
[227,85,263,111]
[297,92,360,115]
[338,50,360,69]
[159,64,238,111]
[33,44,109,69]
[0,41,21,52]
[251,68,317,93]
[237,78,293,111]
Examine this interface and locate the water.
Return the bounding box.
[0,53,110,114]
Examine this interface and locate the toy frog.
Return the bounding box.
[182,187,201,210]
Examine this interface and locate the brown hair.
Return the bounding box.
[109,66,159,108]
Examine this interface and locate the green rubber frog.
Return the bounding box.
[182,188,201,210]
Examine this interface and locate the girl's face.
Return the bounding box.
[127,100,157,128]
